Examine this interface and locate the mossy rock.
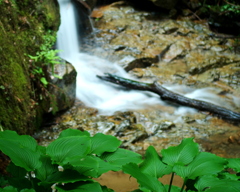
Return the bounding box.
[0,0,60,134]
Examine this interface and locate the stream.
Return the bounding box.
[37,0,240,162]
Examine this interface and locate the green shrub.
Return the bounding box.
[0,130,240,191]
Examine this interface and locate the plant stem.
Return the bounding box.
[168,172,175,192]
[28,172,34,189]
[180,178,188,192]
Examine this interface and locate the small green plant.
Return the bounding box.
[0,130,240,191]
[0,129,142,191]
[201,0,240,17]
[27,30,62,87]
[123,138,240,192]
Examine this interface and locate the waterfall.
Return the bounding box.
[56,0,237,118]
[56,0,163,115]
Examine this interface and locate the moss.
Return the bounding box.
[0,0,60,134]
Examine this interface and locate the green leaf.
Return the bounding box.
[46,136,91,165]
[0,138,41,171]
[7,162,28,178]
[218,172,240,181]
[68,182,102,192]
[173,152,227,179]
[20,189,36,192]
[123,163,166,192]
[164,185,185,192]
[0,175,8,187]
[0,130,38,151]
[161,138,199,166]
[139,146,172,178]
[41,169,91,185]
[55,181,103,192]
[58,129,90,138]
[6,163,32,190]
[101,186,114,192]
[73,156,117,178]
[195,175,240,192]
[100,148,142,170]
[40,77,48,86]
[0,186,18,192]
[68,155,99,176]
[90,133,121,155]
[227,158,240,172]
[35,155,58,181]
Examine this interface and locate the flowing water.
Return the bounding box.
[56,0,164,115]
[56,0,238,118]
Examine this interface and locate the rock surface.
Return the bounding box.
[48,61,77,113]
[0,0,64,134]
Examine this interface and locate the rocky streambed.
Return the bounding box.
[35,1,240,158]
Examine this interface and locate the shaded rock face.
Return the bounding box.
[148,0,179,9]
[0,0,60,134]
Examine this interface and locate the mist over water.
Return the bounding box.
[56,0,233,116]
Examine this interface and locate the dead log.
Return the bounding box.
[97,73,240,121]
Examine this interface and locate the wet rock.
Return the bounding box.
[186,52,240,75]
[115,119,131,135]
[97,121,115,134]
[158,120,175,130]
[124,57,159,71]
[48,60,77,112]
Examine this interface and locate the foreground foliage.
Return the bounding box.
[0,129,240,192]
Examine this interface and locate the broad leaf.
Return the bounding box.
[20,189,36,192]
[101,186,115,192]
[0,186,18,192]
[56,181,102,192]
[73,156,124,178]
[123,163,166,192]
[90,133,121,155]
[217,172,240,180]
[100,148,142,170]
[46,136,91,165]
[35,155,58,181]
[195,175,240,192]
[41,169,91,185]
[6,163,32,190]
[161,138,199,166]
[68,155,99,176]
[0,140,41,171]
[58,129,90,138]
[164,185,185,192]
[0,130,38,151]
[139,146,172,178]
[7,162,28,178]
[0,131,41,171]
[173,152,227,179]
[227,158,240,172]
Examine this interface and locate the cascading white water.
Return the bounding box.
[56,0,166,115]
[56,0,237,117]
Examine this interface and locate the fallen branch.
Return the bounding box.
[97,73,240,121]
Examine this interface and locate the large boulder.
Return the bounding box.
[48,61,77,113]
[0,0,63,134]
